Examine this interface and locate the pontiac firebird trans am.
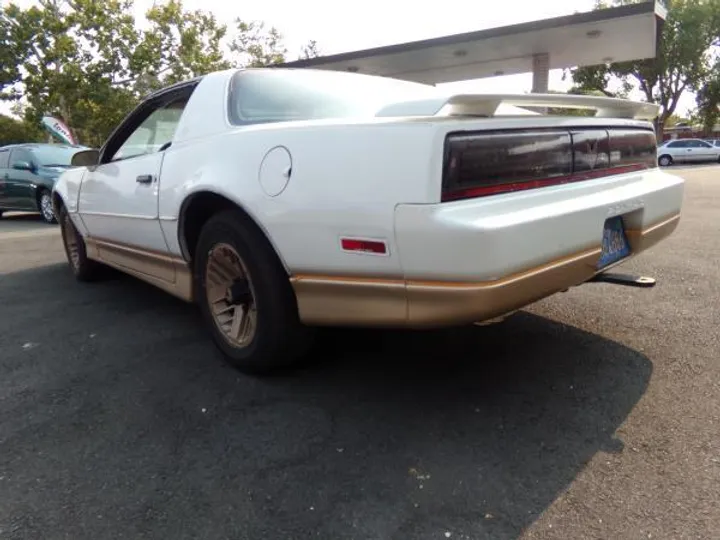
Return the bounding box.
[52,68,684,373]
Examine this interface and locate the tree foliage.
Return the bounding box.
[695,57,720,131]
[0,0,320,146]
[570,0,720,137]
[229,20,287,68]
[0,113,43,146]
[299,40,321,60]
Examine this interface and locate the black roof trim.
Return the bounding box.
[141,74,206,102]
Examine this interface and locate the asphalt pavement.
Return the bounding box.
[0,166,718,540]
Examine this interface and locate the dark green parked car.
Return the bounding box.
[0,143,88,224]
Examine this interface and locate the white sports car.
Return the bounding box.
[53,68,684,373]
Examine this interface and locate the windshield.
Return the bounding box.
[33,146,82,167]
[227,68,441,125]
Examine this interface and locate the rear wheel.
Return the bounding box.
[194,210,314,374]
[59,205,101,281]
[38,189,56,224]
[658,154,673,167]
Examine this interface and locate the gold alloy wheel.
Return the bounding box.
[205,243,257,347]
[61,213,80,270]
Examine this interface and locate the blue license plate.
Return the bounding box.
[597,216,631,269]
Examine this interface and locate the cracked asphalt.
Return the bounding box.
[0,165,718,540]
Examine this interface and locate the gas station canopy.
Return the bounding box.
[279,2,667,88]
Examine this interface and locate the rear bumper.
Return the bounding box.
[291,212,679,328]
[291,168,684,328]
[394,167,684,281]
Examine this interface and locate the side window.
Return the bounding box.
[667,141,683,148]
[9,148,34,168]
[691,140,712,148]
[110,95,190,162]
[0,149,10,168]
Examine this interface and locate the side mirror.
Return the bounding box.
[71,149,100,167]
[11,160,34,171]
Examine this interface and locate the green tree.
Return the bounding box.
[571,0,720,139]
[1,0,142,145]
[132,0,232,89]
[1,0,318,146]
[228,21,320,66]
[0,114,43,146]
[229,20,288,67]
[299,40,321,60]
[695,59,720,133]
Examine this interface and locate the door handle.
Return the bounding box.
[136,174,154,184]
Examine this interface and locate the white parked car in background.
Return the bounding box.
[53,68,685,374]
[657,138,720,166]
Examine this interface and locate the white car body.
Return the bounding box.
[657,138,720,166]
[53,68,684,370]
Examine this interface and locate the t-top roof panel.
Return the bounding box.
[279,2,667,84]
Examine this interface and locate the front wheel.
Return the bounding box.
[658,155,673,167]
[194,210,314,374]
[59,205,101,281]
[38,189,57,224]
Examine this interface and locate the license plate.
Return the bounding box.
[597,216,631,269]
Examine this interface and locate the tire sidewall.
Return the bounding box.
[59,206,94,280]
[194,212,305,371]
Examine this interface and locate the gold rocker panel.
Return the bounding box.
[290,213,681,328]
[83,213,679,328]
[85,237,194,302]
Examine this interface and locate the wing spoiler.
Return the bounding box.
[375,93,660,121]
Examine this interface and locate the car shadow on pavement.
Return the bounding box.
[0,263,652,540]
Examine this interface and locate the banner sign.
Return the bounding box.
[40,116,76,145]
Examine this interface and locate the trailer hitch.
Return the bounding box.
[589,272,656,288]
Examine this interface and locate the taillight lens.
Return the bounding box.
[442,127,656,202]
[608,129,658,170]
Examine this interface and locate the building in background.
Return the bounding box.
[280,2,667,95]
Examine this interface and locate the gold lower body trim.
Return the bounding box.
[80,213,680,328]
[290,213,681,328]
[85,237,194,302]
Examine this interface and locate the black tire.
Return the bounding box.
[658,154,673,167]
[59,205,101,282]
[194,209,314,374]
[38,189,57,224]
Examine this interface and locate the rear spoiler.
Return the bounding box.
[376,93,660,121]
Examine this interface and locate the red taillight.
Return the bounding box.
[341,238,387,254]
[441,164,649,201]
[441,127,657,202]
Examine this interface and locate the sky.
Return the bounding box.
[138,0,598,95]
[3,0,696,117]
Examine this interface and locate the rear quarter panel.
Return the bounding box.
[159,119,439,278]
